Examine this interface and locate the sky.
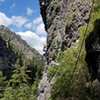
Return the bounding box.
[0,0,47,54]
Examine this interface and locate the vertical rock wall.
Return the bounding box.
[40,0,92,62]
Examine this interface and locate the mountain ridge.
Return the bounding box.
[0,25,44,80]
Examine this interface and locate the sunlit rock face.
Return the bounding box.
[40,0,92,62]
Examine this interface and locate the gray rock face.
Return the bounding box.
[40,0,92,62]
[37,65,51,100]
[39,0,92,99]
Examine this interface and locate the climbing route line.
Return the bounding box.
[70,0,95,88]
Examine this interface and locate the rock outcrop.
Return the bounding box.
[39,0,93,100]
[37,65,51,100]
[40,0,92,62]
[0,25,44,80]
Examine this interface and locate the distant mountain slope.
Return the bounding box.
[0,25,44,80]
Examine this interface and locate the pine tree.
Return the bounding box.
[8,52,30,87]
[0,71,6,98]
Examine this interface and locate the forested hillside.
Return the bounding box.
[0,25,44,100]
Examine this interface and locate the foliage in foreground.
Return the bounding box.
[48,1,100,99]
[0,63,38,100]
[0,52,43,100]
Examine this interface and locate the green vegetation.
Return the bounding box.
[0,24,44,100]
[0,0,100,100]
[48,43,89,100]
[0,59,39,100]
[0,71,6,98]
[0,50,43,100]
[1,83,37,100]
[48,0,100,100]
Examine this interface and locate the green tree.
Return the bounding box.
[0,71,6,98]
[8,58,30,87]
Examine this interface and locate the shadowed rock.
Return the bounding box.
[85,19,100,81]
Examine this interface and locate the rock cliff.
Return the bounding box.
[39,0,100,100]
[40,0,92,62]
